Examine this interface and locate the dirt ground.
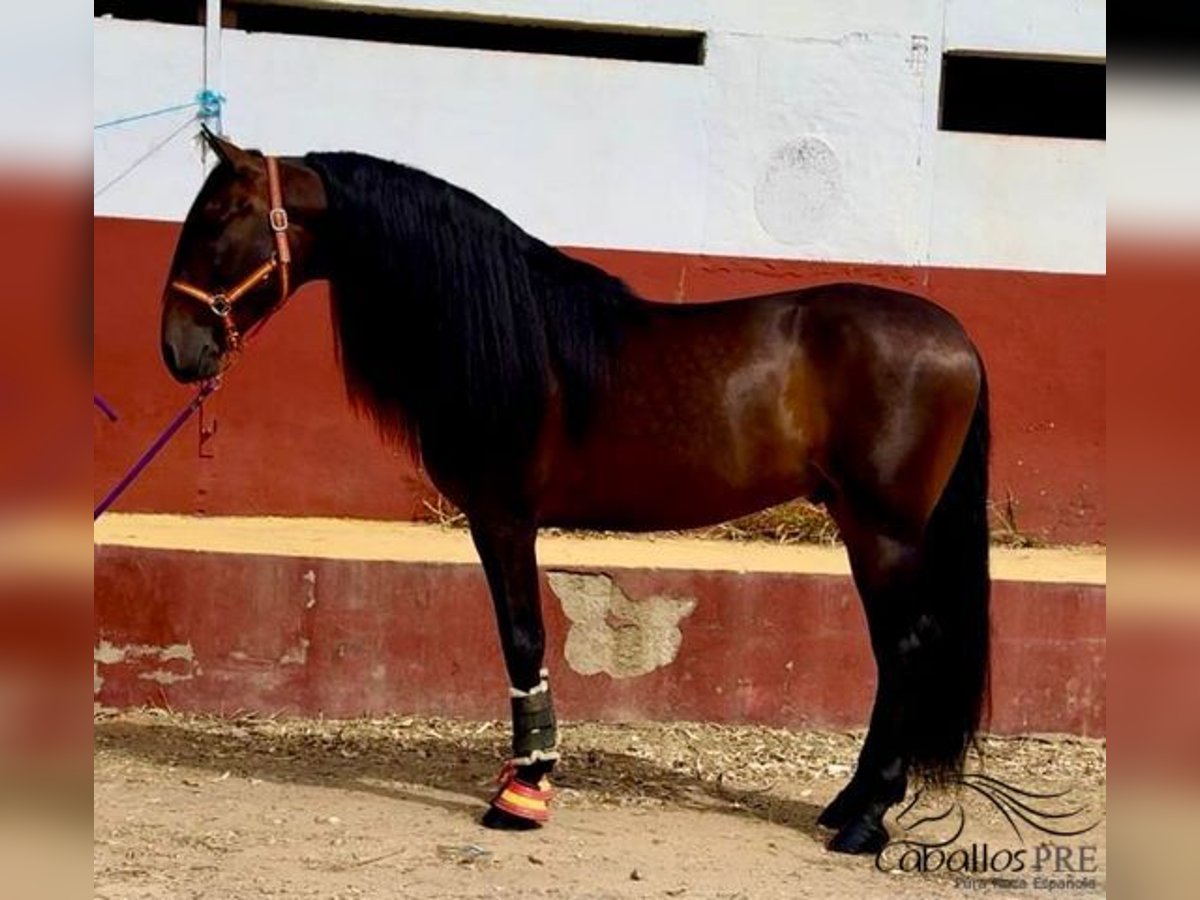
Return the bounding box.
[94,711,1105,899]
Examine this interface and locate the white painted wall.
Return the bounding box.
[93,22,204,219]
[94,1,1104,273]
[222,27,708,253]
[928,133,1104,272]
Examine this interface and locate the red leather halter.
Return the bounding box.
[170,155,292,355]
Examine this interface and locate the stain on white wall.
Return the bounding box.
[754,136,844,245]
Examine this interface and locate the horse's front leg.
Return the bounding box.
[469,515,559,830]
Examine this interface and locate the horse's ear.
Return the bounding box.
[200,124,255,173]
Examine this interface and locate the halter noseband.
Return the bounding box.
[170,155,293,355]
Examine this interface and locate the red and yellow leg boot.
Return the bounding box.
[485,669,559,829]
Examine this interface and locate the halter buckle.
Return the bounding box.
[269,208,289,232]
[210,295,231,317]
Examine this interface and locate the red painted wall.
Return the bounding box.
[95,217,1104,543]
[94,546,1106,736]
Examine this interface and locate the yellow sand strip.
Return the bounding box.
[95,513,1105,586]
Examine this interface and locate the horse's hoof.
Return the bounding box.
[481,804,542,831]
[826,816,889,855]
[817,784,863,830]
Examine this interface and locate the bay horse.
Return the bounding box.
[160,130,990,856]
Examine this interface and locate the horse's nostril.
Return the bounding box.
[162,341,179,373]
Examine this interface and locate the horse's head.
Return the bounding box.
[161,129,322,382]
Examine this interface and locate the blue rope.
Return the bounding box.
[94,114,199,198]
[94,100,198,131]
[95,89,225,132]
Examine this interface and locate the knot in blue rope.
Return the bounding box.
[196,89,226,121]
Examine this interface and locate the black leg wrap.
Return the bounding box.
[510,686,558,762]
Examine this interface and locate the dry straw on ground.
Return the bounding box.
[424,495,1059,548]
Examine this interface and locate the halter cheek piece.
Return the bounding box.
[170,155,292,355]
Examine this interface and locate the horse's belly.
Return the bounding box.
[536,449,822,532]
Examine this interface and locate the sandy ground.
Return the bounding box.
[95,514,1106,585]
[95,711,1105,899]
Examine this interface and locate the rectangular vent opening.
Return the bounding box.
[96,2,707,66]
[940,53,1105,141]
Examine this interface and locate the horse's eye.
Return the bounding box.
[200,199,248,231]
[201,194,232,218]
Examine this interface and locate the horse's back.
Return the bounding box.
[631,281,977,358]
[622,281,982,415]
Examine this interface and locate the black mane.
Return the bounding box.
[304,151,637,477]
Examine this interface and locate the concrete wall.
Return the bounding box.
[94,536,1106,736]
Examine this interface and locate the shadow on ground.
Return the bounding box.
[95,717,826,839]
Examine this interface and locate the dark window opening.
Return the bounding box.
[95,1,706,66]
[96,0,201,28]
[940,53,1105,140]
[1114,10,1200,71]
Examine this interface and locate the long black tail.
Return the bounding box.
[907,365,991,783]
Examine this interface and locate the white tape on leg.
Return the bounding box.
[509,748,561,766]
[508,667,551,698]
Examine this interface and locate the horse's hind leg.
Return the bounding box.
[817,521,923,854]
[468,514,560,830]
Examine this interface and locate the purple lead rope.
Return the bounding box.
[93,378,220,520]
[94,393,119,422]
